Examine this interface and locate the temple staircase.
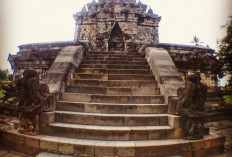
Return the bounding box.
[40,50,188,156]
[49,50,181,139]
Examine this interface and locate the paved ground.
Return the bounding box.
[0,147,30,157]
[0,115,231,157]
[206,120,232,157]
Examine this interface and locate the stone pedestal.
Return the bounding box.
[18,111,40,136]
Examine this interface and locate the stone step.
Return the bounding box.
[79,64,150,70]
[65,86,160,95]
[56,101,167,114]
[61,93,164,104]
[85,54,141,58]
[76,68,152,75]
[41,122,181,141]
[86,51,139,55]
[36,152,73,157]
[73,73,155,80]
[84,57,146,62]
[69,79,157,88]
[55,111,168,126]
[1,129,225,157]
[81,60,148,65]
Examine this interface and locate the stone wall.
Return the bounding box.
[8,41,79,80]
[158,43,223,88]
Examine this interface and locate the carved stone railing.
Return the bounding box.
[16,43,89,135]
[144,47,185,114]
[41,45,85,94]
[144,47,207,140]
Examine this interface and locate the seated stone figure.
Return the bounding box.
[16,69,53,135]
[176,73,207,140]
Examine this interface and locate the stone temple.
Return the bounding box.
[0,0,227,156]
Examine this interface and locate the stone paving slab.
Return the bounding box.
[0,147,31,157]
[206,120,232,151]
[36,152,73,157]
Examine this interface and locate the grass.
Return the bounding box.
[223,95,232,103]
[0,89,5,99]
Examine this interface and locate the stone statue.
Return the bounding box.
[16,69,54,135]
[176,73,207,140]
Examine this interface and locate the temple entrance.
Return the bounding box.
[108,23,124,51]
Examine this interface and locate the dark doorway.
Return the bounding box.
[108,23,124,51]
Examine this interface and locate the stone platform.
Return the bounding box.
[0,117,230,157]
[0,116,227,157]
[0,50,227,157]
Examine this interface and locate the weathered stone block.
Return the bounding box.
[182,151,193,157]
[61,93,91,102]
[40,136,59,152]
[125,116,159,126]
[116,141,135,157]
[40,112,55,125]
[205,146,224,156]
[25,136,40,148]
[23,145,40,156]
[129,127,148,140]
[54,112,63,122]
[1,131,15,142]
[57,102,85,112]
[73,140,95,156]
[14,143,26,154]
[59,139,74,154]
[167,128,182,139]
[95,141,116,156]
[168,115,181,128]
[71,127,86,139]
[191,138,211,151]
[14,133,25,144]
[147,128,167,140]
[160,116,168,125]
[211,136,225,148]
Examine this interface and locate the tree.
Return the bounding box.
[0,69,13,81]
[7,74,13,81]
[217,17,232,86]
[0,69,8,80]
[192,35,204,46]
[193,35,200,46]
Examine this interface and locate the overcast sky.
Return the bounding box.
[0,0,231,71]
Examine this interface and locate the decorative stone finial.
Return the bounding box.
[82,5,87,13]
[148,7,154,15]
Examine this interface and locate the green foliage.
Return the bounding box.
[223,95,232,103]
[0,69,9,80]
[7,74,13,81]
[0,68,13,81]
[193,35,200,46]
[0,89,5,99]
[217,17,232,86]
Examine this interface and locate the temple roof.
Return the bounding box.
[73,0,161,20]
